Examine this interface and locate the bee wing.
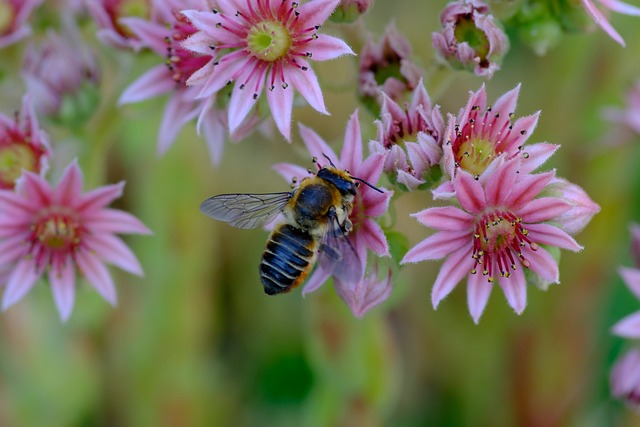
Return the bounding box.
[318,209,364,284]
[199,192,293,229]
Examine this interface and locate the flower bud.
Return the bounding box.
[331,0,373,23]
[544,178,600,236]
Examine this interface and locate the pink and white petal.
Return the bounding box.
[228,64,265,134]
[22,172,53,207]
[432,246,472,308]
[305,34,354,61]
[0,26,31,49]
[522,245,559,284]
[454,170,486,214]
[402,231,470,263]
[362,188,391,218]
[412,206,474,231]
[85,234,144,276]
[184,59,216,87]
[0,234,30,264]
[296,0,340,28]
[301,265,332,296]
[1,259,41,311]
[520,143,559,174]
[340,111,363,169]
[525,223,583,251]
[83,208,152,235]
[361,219,389,257]
[396,171,424,190]
[119,17,168,54]
[580,0,625,46]
[194,52,248,98]
[491,84,521,122]
[56,161,84,206]
[501,113,540,151]
[76,251,117,305]
[298,123,338,165]
[287,63,328,115]
[158,95,200,156]
[600,0,640,14]
[620,267,640,299]
[266,82,294,141]
[432,180,456,200]
[201,110,227,167]
[180,30,218,55]
[467,271,493,324]
[76,182,124,212]
[498,264,527,314]
[507,171,555,211]
[119,66,175,104]
[272,162,310,183]
[460,85,487,124]
[48,259,76,322]
[0,190,36,216]
[485,158,520,206]
[181,10,241,43]
[612,312,640,339]
[517,197,572,223]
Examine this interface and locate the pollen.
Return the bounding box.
[471,210,536,282]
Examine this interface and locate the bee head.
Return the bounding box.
[317,167,357,197]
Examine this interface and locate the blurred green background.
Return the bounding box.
[1,1,640,426]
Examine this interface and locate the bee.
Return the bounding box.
[199,156,383,295]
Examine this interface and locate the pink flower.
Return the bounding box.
[603,79,640,135]
[22,20,100,122]
[543,178,600,236]
[631,223,640,268]
[335,262,393,317]
[369,79,444,190]
[402,158,582,323]
[0,160,151,321]
[85,0,152,48]
[358,23,422,110]
[0,94,51,189]
[611,348,640,408]
[612,267,640,338]
[435,84,558,199]
[119,0,254,166]
[273,111,392,314]
[181,0,354,141]
[581,0,640,46]
[432,0,509,78]
[0,0,41,49]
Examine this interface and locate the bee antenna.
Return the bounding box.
[321,153,336,168]
[351,176,384,193]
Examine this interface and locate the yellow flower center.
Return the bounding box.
[0,142,39,189]
[247,21,291,62]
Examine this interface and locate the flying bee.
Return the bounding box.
[199,156,384,295]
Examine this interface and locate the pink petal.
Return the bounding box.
[76,251,117,305]
[521,143,559,173]
[181,10,240,43]
[180,30,218,55]
[502,113,539,151]
[194,52,248,98]
[119,17,167,54]
[467,271,493,324]
[83,208,152,235]
[581,0,625,46]
[362,187,391,218]
[228,64,264,133]
[306,34,354,61]
[454,170,486,214]
[200,109,227,167]
[516,197,571,223]
[85,233,144,276]
[158,94,199,156]
[507,171,555,211]
[0,234,29,264]
[48,258,76,322]
[22,172,52,207]
[522,245,558,283]
[498,264,527,314]
[492,84,520,121]
[56,161,83,206]
[272,162,310,183]
[296,0,340,28]
[484,158,520,206]
[0,190,34,216]
[356,152,385,184]
[432,246,472,308]
[412,206,474,231]
[340,111,363,169]
[266,82,294,141]
[286,62,328,114]
[76,182,124,212]
[301,265,332,296]
[1,259,41,311]
[600,0,640,15]
[361,219,389,257]
[402,231,470,262]
[298,123,338,165]
[612,312,640,339]
[525,223,583,251]
[119,66,175,104]
[620,267,640,299]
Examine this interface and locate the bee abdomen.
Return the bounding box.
[260,224,316,295]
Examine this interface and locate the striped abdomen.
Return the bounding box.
[260,224,317,295]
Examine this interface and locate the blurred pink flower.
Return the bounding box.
[335,262,392,317]
[0,160,151,321]
[631,223,640,268]
[402,158,582,323]
[581,0,640,46]
[603,79,640,135]
[181,0,354,140]
[22,21,100,122]
[611,348,640,408]
[369,79,444,190]
[85,0,152,48]
[0,94,51,189]
[119,0,254,166]
[612,267,640,338]
[543,178,600,236]
[273,111,392,314]
[435,84,558,199]
[358,23,422,109]
[432,0,509,78]
[0,0,41,49]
